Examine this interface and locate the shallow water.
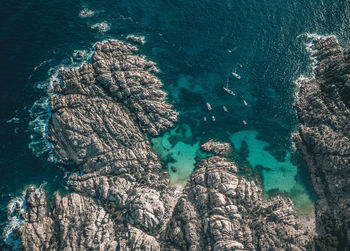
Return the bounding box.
[230,130,314,213]
[151,125,202,186]
[2,0,350,244]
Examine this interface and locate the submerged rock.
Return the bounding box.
[294,35,350,248]
[126,34,146,45]
[79,8,95,18]
[6,39,312,250]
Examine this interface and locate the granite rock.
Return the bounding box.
[164,156,311,251]
[294,35,350,248]
[7,39,313,250]
[201,139,231,155]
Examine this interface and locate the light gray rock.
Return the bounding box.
[201,139,231,155]
[16,190,118,251]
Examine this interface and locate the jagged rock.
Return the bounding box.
[201,139,231,155]
[164,156,311,251]
[6,39,313,250]
[294,35,350,248]
[16,189,118,251]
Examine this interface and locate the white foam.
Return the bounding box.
[292,74,310,102]
[71,50,90,64]
[293,33,337,98]
[33,65,63,91]
[299,33,338,78]
[28,97,51,158]
[91,22,111,33]
[33,59,54,73]
[79,8,95,18]
[2,183,47,248]
[2,191,26,249]
[6,117,20,124]
[28,42,99,160]
[126,34,146,45]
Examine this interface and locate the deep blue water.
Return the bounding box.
[1,0,350,245]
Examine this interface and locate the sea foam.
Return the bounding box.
[79,8,95,18]
[28,44,96,160]
[2,183,47,249]
[91,22,111,33]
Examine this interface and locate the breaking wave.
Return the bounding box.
[2,183,46,250]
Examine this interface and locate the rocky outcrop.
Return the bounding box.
[164,156,311,251]
[201,139,231,155]
[6,39,313,250]
[6,39,178,250]
[16,190,118,251]
[294,35,350,249]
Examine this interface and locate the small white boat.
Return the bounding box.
[242,120,247,125]
[223,78,236,96]
[203,116,207,121]
[243,100,248,106]
[223,87,236,96]
[212,116,216,122]
[206,102,212,111]
[223,106,228,112]
[232,72,241,79]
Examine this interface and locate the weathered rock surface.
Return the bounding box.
[201,139,231,155]
[16,191,118,251]
[164,156,311,250]
[294,35,350,248]
[8,39,178,251]
[6,39,313,250]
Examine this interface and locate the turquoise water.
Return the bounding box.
[231,130,298,193]
[230,130,314,213]
[3,0,350,245]
[151,125,203,185]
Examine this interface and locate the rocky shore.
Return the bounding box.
[294,34,350,249]
[4,39,313,250]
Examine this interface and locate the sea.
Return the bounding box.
[1,0,350,247]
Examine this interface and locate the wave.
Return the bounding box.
[2,183,46,250]
[79,8,95,18]
[28,96,52,159]
[27,42,97,160]
[91,22,111,33]
[298,33,338,79]
[293,33,337,102]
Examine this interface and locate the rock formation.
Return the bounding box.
[5,39,312,250]
[294,35,350,249]
[164,156,311,250]
[201,139,231,155]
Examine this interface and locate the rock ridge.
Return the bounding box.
[294,34,350,249]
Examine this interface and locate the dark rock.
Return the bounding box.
[294,34,350,248]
